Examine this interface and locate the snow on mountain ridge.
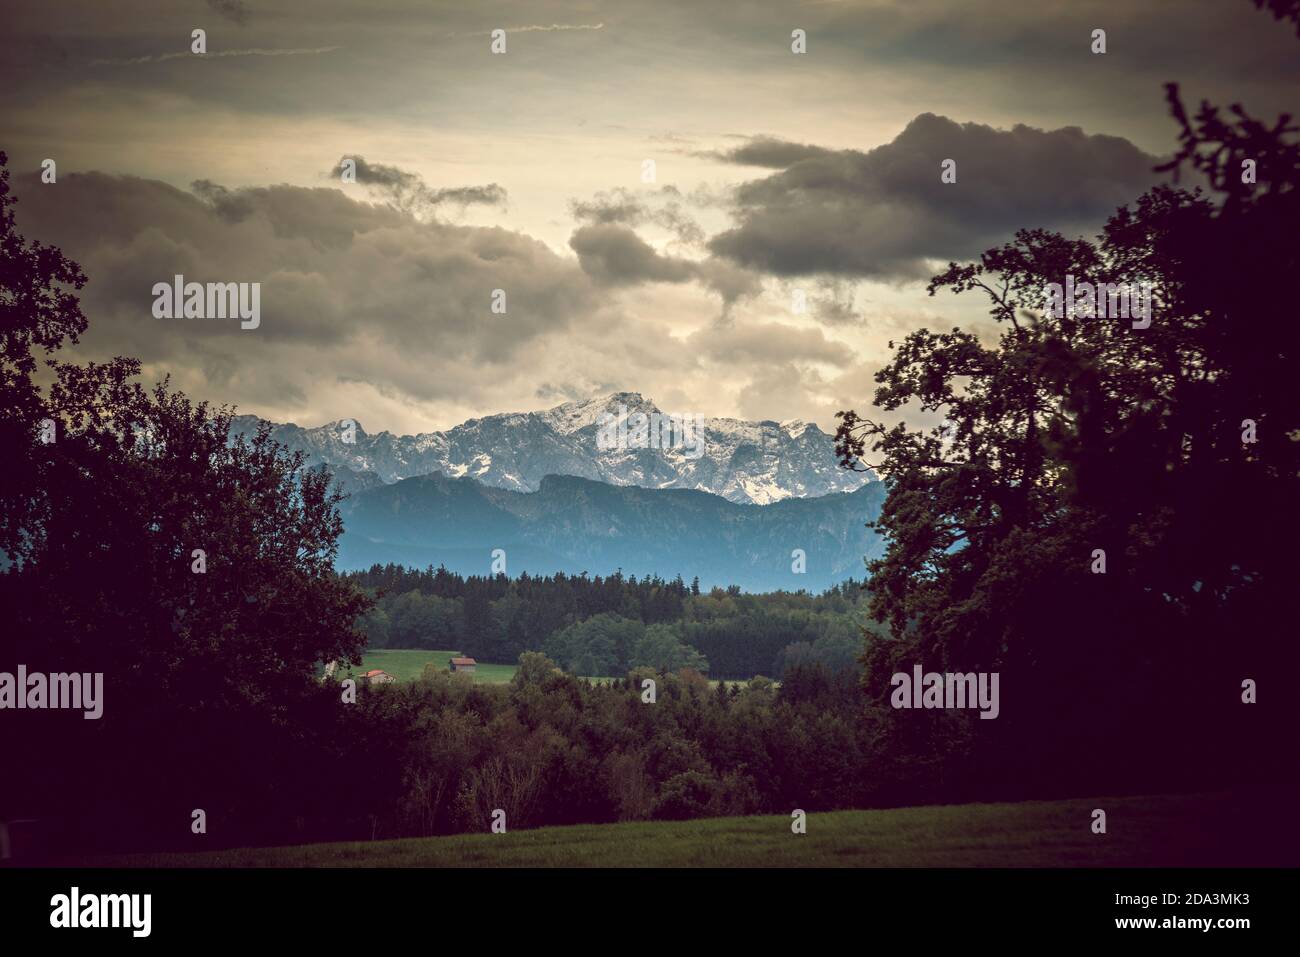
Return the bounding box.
[230,393,873,504]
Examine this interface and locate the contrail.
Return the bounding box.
[507,23,604,33]
[91,46,340,66]
[453,23,605,37]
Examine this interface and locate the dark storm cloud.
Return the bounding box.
[4,0,1297,148]
[569,189,650,226]
[10,172,597,408]
[190,180,258,223]
[707,114,1164,279]
[569,224,697,286]
[807,279,864,327]
[431,184,509,207]
[815,0,1300,89]
[329,156,507,216]
[569,187,704,244]
[705,137,835,168]
[569,222,761,306]
[814,296,861,327]
[190,178,408,247]
[694,259,764,311]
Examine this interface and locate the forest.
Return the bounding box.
[345,564,874,679]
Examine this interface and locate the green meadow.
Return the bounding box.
[346,648,749,688]
[85,792,1267,868]
[349,648,519,683]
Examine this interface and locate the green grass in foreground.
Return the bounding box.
[86,791,1271,868]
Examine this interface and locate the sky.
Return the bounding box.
[3,0,1297,434]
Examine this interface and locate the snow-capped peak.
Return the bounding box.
[231,393,874,504]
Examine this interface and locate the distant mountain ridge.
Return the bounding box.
[336,472,886,592]
[231,392,871,505]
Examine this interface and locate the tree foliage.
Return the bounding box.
[834,17,1299,798]
[0,151,372,851]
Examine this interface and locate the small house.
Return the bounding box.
[449,656,477,674]
[361,669,397,685]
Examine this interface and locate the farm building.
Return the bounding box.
[361,669,396,685]
[449,656,477,674]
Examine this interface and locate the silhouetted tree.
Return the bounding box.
[834,1,1298,800]
[0,152,373,852]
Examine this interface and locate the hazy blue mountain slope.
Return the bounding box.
[337,472,886,591]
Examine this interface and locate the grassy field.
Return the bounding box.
[348,648,747,688]
[350,648,519,683]
[83,791,1278,868]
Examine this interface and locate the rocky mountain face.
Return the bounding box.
[335,472,886,592]
[231,392,871,505]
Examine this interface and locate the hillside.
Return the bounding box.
[336,471,886,591]
[81,792,1283,868]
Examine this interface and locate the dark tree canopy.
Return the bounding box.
[0,152,372,851]
[833,22,1299,798]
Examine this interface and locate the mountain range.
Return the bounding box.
[232,393,883,589]
[232,392,871,505]
[336,472,886,592]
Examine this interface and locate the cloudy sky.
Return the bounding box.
[3,0,1296,434]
